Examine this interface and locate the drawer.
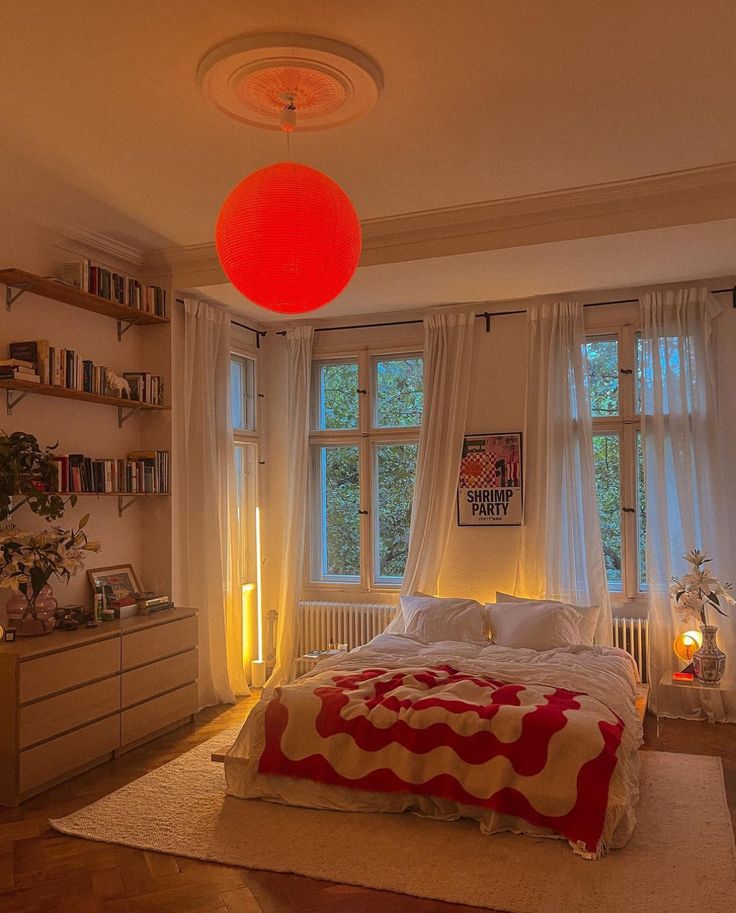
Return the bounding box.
[19,637,120,704]
[122,615,197,671]
[122,649,198,708]
[19,676,120,749]
[121,682,197,747]
[19,714,119,794]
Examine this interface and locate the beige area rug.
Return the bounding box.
[51,727,736,913]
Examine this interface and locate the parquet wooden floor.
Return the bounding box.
[1,698,734,913]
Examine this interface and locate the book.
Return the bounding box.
[8,341,39,369]
[137,595,170,607]
[137,600,175,616]
[0,369,40,383]
[0,358,35,369]
[301,648,342,660]
[63,260,166,317]
[61,259,90,293]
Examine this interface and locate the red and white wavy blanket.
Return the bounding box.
[225,636,642,857]
[258,663,624,856]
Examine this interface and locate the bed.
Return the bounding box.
[224,596,643,859]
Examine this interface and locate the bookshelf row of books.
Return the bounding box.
[49,450,170,494]
[62,258,167,318]
[3,341,165,406]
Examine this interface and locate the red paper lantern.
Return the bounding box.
[215,161,362,314]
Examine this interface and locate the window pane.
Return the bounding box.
[585,336,619,417]
[317,362,358,430]
[592,433,622,590]
[637,431,647,590]
[375,443,418,581]
[635,334,643,414]
[231,355,255,431]
[375,356,423,427]
[320,446,360,578]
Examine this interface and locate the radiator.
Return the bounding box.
[612,616,649,683]
[297,601,395,658]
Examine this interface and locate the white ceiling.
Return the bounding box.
[2,0,736,315]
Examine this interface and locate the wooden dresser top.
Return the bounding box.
[0,607,197,661]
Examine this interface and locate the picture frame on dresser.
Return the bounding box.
[87,564,142,600]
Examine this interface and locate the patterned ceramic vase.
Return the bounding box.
[692,624,726,686]
[5,584,58,636]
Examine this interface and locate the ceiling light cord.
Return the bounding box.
[280,94,297,161]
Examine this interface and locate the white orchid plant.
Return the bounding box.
[670,548,735,628]
[0,517,100,620]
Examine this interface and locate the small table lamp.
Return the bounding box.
[672,629,703,680]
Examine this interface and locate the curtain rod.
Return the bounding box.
[274,286,736,336]
[231,319,267,349]
[175,297,267,348]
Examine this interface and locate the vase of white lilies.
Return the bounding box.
[671,549,734,685]
[0,517,100,636]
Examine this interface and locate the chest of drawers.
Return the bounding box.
[0,607,198,806]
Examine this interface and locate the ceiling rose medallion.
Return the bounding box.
[199,33,383,314]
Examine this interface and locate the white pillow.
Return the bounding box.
[485,600,583,651]
[495,591,600,646]
[401,595,487,643]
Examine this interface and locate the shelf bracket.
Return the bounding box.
[117,495,139,517]
[117,402,144,428]
[6,387,31,415]
[5,282,32,311]
[117,314,143,341]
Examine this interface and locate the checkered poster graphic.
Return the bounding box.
[457,432,523,525]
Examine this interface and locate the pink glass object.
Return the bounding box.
[5,584,58,636]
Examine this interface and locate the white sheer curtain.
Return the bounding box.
[390,310,474,621]
[515,301,611,644]
[641,287,735,720]
[266,326,314,684]
[179,298,248,705]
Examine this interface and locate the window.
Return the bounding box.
[585,331,645,599]
[231,354,256,432]
[230,350,261,667]
[310,352,423,588]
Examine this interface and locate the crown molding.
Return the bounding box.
[37,223,147,272]
[143,161,736,288]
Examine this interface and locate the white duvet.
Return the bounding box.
[225,633,643,855]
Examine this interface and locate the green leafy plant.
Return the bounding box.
[0,431,73,521]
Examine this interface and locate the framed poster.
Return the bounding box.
[457,432,523,526]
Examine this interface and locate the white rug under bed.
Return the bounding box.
[50,726,736,913]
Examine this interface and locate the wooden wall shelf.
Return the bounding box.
[10,491,170,518]
[1,378,168,426]
[0,268,169,331]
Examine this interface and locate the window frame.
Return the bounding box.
[586,324,646,604]
[308,346,423,592]
[231,351,257,434]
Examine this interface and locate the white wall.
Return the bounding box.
[440,312,527,601]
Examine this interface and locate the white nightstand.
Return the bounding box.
[656,672,736,735]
